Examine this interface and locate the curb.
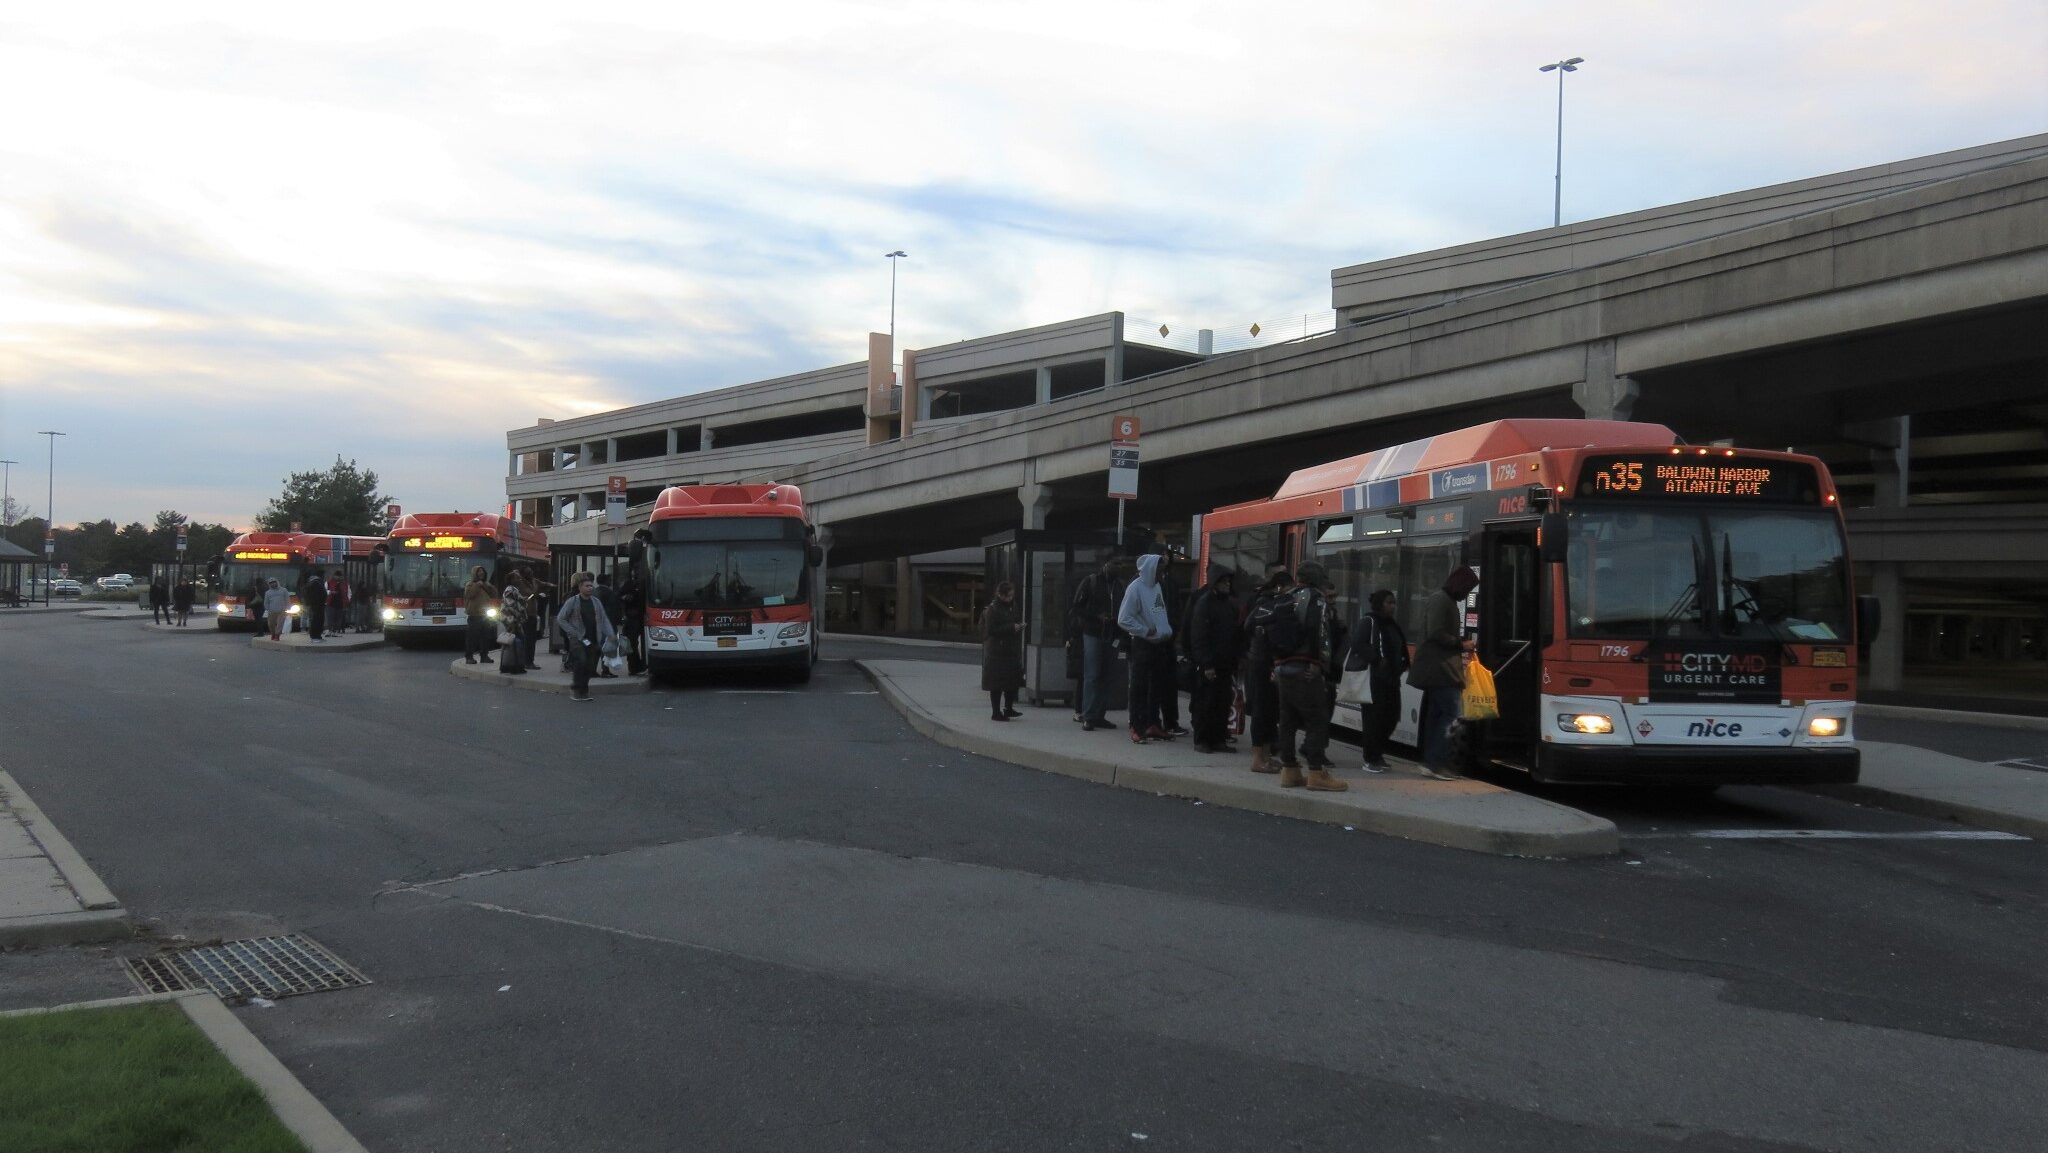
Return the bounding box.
[858,662,1617,859]
[448,656,649,696]
[251,633,388,655]
[824,631,980,652]
[143,621,213,634]
[1813,783,2048,840]
[1857,703,2048,732]
[0,769,130,947]
[2,990,370,1153]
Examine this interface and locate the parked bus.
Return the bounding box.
[209,531,383,630]
[1201,419,1873,786]
[632,483,823,681]
[378,513,552,646]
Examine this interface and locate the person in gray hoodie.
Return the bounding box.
[261,578,293,641]
[1116,552,1175,743]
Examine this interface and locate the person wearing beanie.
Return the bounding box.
[1408,565,1479,779]
[1184,565,1240,753]
[1269,561,1347,791]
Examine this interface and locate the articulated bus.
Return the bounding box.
[379,513,550,646]
[210,532,383,630]
[1202,419,1873,787]
[631,483,824,681]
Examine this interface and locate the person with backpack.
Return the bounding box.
[1408,566,1480,780]
[1116,552,1175,743]
[1184,566,1240,753]
[497,579,529,675]
[1067,558,1125,732]
[1242,565,1293,774]
[1270,561,1347,791]
[1348,588,1411,773]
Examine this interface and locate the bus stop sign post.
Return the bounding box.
[605,476,628,526]
[1108,415,1140,546]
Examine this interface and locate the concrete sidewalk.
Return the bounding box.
[0,770,129,946]
[251,631,387,654]
[1831,741,2048,838]
[860,660,1618,859]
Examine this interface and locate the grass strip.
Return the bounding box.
[0,1001,310,1153]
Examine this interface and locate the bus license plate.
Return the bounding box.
[432,616,446,624]
[717,636,738,648]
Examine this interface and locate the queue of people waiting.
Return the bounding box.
[248,570,376,641]
[460,566,644,702]
[1044,552,1480,791]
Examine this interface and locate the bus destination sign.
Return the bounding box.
[400,535,479,551]
[233,550,292,561]
[1580,455,1818,503]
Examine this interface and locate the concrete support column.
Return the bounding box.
[665,427,678,455]
[1034,366,1053,406]
[604,438,618,467]
[509,450,521,478]
[813,526,834,572]
[858,561,886,630]
[700,428,715,451]
[896,556,915,634]
[1198,328,1214,355]
[1867,562,1905,693]
[1019,481,1053,531]
[1850,415,1911,508]
[553,447,567,471]
[1573,341,1640,422]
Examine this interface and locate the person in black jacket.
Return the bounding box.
[1241,564,1292,774]
[1185,567,1239,753]
[1349,588,1411,772]
[617,572,646,675]
[981,581,1025,720]
[1067,558,1125,731]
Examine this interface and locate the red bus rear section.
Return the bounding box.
[636,484,822,681]
[1203,419,1868,787]
[379,513,550,643]
[211,531,383,630]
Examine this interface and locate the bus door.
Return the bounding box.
[1478,523,1541,762]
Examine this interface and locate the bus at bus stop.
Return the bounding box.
[630,483,824,681]
[1201,419,1875,787]
[378,512,549,646]
[209,531,384,630]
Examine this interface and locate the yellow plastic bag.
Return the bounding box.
[1461,659,1500,721]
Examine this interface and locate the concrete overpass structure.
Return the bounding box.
[773,134,2048,689]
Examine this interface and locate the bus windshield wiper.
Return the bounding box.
[1660,536,1707,633]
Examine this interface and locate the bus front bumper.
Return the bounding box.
[646,645,810,672]
[1534,744,1860,787]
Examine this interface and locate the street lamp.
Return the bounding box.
[885,250,907,340]
[0,460,16,527]
[1538,56,1584,228]
[37,431,63,595]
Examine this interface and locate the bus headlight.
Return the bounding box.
[647,627,678,642]
[286,604,301,615]
[1807,717,1845,738]
[1558,713,1614,735]
[776,622,809,639]
[215,603,232,614]
[381,607,398,622]
[485,607,499,620]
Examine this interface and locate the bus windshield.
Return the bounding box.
[648,541,806,609]
[387,552,489,597]
[217,562,304,598]
[1567,506,1850,642]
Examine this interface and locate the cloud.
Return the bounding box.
[0,0,2042,526]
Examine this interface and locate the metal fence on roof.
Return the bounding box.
[1122,310,1337,355]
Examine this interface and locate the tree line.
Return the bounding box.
[2,458,393,579]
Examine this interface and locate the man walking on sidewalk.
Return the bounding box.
[555,573,616,702]
[1185,566,1240,753]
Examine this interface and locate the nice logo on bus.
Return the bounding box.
[1686,719,1745,738]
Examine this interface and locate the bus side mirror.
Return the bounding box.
[1856,594,1882,654]
[1539,514,1567,564]
[808,544,825,567]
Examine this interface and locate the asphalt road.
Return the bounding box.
[1,616,2042,1152]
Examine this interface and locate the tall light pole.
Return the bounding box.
[38,430,64,531]
[885,250,907,341]
[0,460,16,527]
[1538,56,1584,228]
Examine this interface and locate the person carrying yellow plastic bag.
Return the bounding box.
[1461,655,1500,721]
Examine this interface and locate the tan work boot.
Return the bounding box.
[1250,747,1277,774]
[1278,762,1305,788]
[1305,768,1349,792]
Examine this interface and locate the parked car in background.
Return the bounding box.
[52,579,84,597]
[96,574,135,591]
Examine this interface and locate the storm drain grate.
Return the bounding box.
[122,934,371,1003]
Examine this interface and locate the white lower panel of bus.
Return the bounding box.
[385,608,471,628]
[645,623,810,657]
[1542,694,1855,750]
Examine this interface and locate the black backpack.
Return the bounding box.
[1255,591,1309,658]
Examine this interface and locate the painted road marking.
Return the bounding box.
[1632,829,2028,841]
[1996,757,2048,773]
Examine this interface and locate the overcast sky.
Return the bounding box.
[1,1,2042,528]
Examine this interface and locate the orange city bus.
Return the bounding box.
[630,483,824,682]
[209,531,383,630]
[1201,419,1874,786]
[378,513,550,645]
